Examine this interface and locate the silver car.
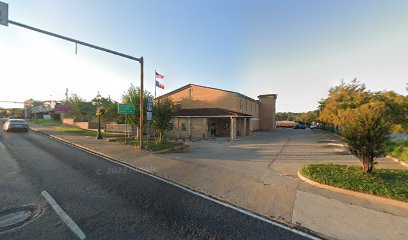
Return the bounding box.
[3,119,29,132]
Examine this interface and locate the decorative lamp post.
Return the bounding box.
[94,91,105,140]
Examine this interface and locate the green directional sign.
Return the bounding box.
[118,103,135,114]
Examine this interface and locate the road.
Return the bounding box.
[0,130,315,240]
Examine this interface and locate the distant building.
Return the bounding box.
[276,121,297,128]
[155,84,277,139]
[24,99,58,119]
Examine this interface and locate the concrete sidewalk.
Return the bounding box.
[30,125,408,240]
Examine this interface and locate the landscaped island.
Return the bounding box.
[300,164,408,202]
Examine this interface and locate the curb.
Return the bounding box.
[29,127,128,164]
[297,170,408,209]
[386,155,408,168]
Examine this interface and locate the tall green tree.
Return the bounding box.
[66,94,95,122]
[341,103,390,173]
[151,98,176,143]
[372,91,408,133]
[121,84,152,128]
[319,79,371,127]
[319,79,408,133]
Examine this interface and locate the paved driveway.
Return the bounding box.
[162,129,358,221]
[156,128,407,240]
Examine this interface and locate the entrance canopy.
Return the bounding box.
[174,108,252,139]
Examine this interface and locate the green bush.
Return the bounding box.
[401,148,408,162]
[301,164,408,202]
[386,139,408,163]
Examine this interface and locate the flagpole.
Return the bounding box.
[154,69,157,99]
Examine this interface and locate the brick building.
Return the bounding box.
[155,84,277,140]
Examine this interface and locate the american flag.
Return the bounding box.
[155,71,164,80]
[156,80,164,89]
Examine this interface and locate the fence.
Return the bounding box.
[105,123,132,133]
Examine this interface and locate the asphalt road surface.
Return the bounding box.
[0,129,316,240]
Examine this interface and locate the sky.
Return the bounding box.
[0,0,407,112]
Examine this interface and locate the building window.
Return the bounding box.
[181,123,186,131]
[245,101,248,111]
[251,102,253,112]
[240,99,243,110]
[176,103,182,111]
[189,88,193,99]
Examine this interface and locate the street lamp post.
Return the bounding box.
[94,91,104,140]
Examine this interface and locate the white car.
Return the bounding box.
[3,119,29,132]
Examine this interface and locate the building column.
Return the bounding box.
[246,118,251,135]
[176,118,180,139]
[230,117,236,140]
[243,118,247,137]
[202,118,207,139]
[188,117,192,140]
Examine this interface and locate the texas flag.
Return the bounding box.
[156,80,164,89]
[155,71,164,80]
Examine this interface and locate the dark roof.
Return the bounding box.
[175,108,252,117]
[156,84,259,102]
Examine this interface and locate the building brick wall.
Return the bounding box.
[165,85,260,119]
[159,84,277,137]
[258,95,277,131]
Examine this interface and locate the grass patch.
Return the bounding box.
[33,119,63,126]
[111,138,184,151]
[386,140,408,163]
[54,126,119,138]
[300,164,408,202]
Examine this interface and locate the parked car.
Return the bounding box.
[293,124,306,129]
[310,125,322,130]
[3,119,29,132]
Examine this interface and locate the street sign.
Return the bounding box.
[118,103,135,114]
[0,1,8,26]
[147,112,152,121]
[147,96,153,112]
[54,105,71,113]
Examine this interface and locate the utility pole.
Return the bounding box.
[139,57,144,149]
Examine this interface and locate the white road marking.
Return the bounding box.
[41,191,86,240]
[37,131,321,240]
[0,142,5,149]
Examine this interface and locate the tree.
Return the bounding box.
[66,94,95,122]
[151,98,176,143]
[319,79,371,127]
[298,110,319,125]
[372,91,408,133]
[90,96,120,123]
[319,79,408,133]
[275,112,301,121]
[340,103,390,173]
[121,84,152,129]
